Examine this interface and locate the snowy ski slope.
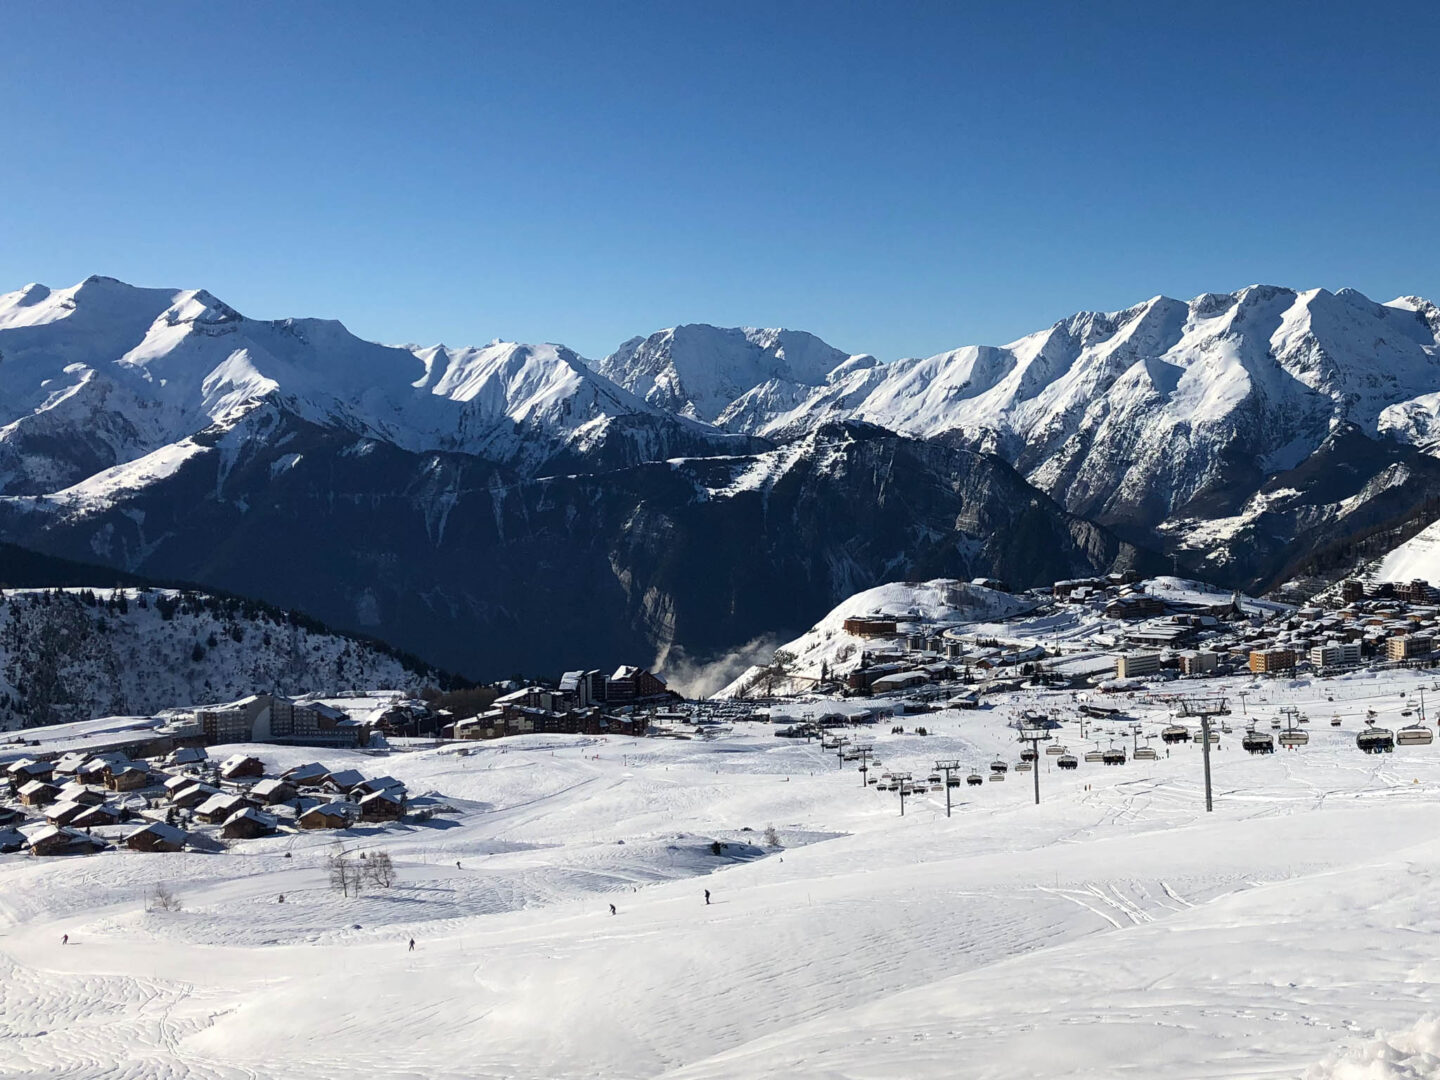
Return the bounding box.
[2,668,1440,1078]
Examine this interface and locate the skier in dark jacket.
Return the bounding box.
[704,889,711,905]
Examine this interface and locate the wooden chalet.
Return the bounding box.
[45,801,89,826]
[105,765,150,792]
[55,782,105,806]
[125,821,188,853]
[322,768,365,793]
[194,792,249,825]
[28,825,106,856]
[7,759,55,786]
[221,807,277,839]
[18,780,61,807]
[358,788,405,821]
[75,755,129,784]
[71,803,120,829]
[281,762,331,788]
[297,801,358,830]
[166,747,209,767]
[219,755,265,781]
[170,782,221,810]
[247,778,298,805]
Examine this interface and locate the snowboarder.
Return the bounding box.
[408,938,415,951]
[609,904,616,916]
[704,889,711,905]
[278,894,285,903]
[456,861,462,869]
[61,934,68,946]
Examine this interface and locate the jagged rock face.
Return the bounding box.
[0,417,1147,679]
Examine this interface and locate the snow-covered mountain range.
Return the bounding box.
[4,274,1439,676]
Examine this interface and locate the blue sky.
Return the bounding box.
[3,1,1436,361]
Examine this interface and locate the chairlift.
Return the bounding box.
[1045,743,1065,756]
[1397,724,1434,746]
[1278,729,1309,748]
[1083,749,1105,763]
[1015,760,1033,772]
[1242,730,1276,755]
[1102,747,1127,766]
[946,775,961,788]
[1196,728,1220,744]
[1019,747,1038,763]
[989,771,1006,782]
[1331,715,1342,727]
[1133,745,1158,761]
[1057,753,1079,770]
[1161,725,1190,744]
[990,759,1008,773]
[1357,727,1395,754]
[966,772,984,786]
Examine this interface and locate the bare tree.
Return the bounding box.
[148,883,182,912]
[327,845,364,897]
[763,825,782,849]
[362,850,397,888]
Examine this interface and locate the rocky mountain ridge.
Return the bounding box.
[5,274,1439,677]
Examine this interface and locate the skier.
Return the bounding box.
[704,889,711,905]
[609,904,616,916]
[408,938,415,952]
[278,894,285,903]
[61,934,68,946]
[456,861,462,869]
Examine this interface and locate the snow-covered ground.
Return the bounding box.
[1373,517,1440,586]
[3,666,1440,1078]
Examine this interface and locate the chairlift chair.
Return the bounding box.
[990,758,1008,773]
[1102,747,1127,766]
[1045,743,1065,756]
[1161,725,1190,744]
[1057,753,1079,770]
[989,771,1006,782]
[966,772,984,786]
[1397,724,1434,746]
[1331,715,1343,727]
[1242,730,1276,755]
[1016,760,1033,772]
[1133,745,1158,761]
[1083,749,1105,763]
[1019,747,1038,763]
[1357,728,1395,754]
[1278,729,1309,748]
[946,775,961,788]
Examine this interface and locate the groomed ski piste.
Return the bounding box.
[4,670,1440,1078]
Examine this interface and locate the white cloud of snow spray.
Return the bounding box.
[655,635,781,699]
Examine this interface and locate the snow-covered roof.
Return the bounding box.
[223,807,276,828]
[128,821,187,844]
[196,793,246,816]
